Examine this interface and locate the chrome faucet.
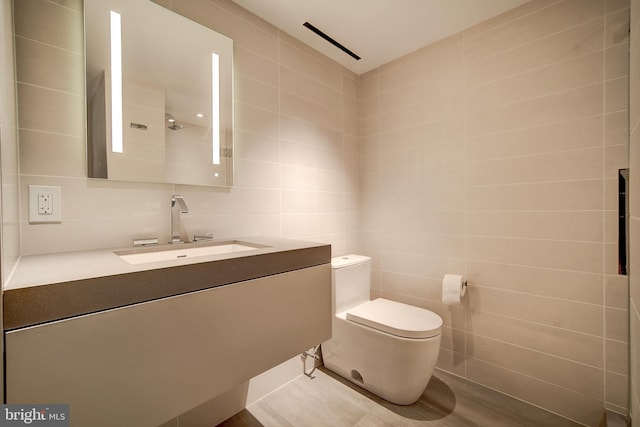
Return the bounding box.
[170,195,189,244]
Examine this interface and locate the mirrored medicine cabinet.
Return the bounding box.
[84,0,234,187]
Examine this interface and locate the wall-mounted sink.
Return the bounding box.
[115,240,268,265]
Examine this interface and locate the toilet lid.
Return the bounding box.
[346,298,443,339]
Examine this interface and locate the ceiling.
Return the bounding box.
[231,0,529,75]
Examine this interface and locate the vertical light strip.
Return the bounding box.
[110,10,123,153]
[211,52,220,165]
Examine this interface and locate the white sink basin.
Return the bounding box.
[115,241,266,265]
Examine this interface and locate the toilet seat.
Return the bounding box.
[346,298,442,339]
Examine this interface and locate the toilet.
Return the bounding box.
[322,255,443,405]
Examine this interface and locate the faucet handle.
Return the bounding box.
[133,237,158,247]
[193,233,214,242]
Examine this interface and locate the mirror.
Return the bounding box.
[85,0,233,187]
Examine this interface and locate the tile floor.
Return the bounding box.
[218,367,623,426]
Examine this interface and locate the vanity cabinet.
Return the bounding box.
[5,264,331,427]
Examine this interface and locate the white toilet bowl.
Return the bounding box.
[322,255,443,405]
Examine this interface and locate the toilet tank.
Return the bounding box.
[331,255,371,314]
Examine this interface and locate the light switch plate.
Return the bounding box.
[28,185,62,223]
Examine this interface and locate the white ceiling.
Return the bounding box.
[231,0,529,75]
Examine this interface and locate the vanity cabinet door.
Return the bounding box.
[5,264,331,427]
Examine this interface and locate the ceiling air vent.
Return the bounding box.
[303,21,361,61]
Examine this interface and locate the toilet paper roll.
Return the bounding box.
[442,274,466,305]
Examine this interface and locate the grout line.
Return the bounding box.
[464,49,606,91]
[463,81,603,115]
[466,329,608,371]
[278,86,343,115]
[464,13,602,64]
[466,144,606,164]
[601,5,609,406]
[631,298,640,322]
[466,141,630,165]
[468,281,605,308]
[14,34,82,56]
[467,177,605,187]
[464,233,605,244]
[382,289,606,339]
[15,128,83,139]
[462,1,563,44]
[461,257,602,277]
[463,113,605,139]
[378,111,613,140]
[462,29,469,380]
[439,75,619,129]
[468,356,606,410]
[276,29,283,238]
[16,81,84,98]
[278,63,345,93]
[465,209,607,213]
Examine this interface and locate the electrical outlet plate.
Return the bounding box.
[28,185,62,223]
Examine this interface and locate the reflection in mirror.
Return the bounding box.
[85,0,233,187]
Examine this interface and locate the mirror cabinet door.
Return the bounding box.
[85,0,233,187]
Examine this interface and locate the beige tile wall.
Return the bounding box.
[1,0,19,284]
[630,0,640,422]
[361,0,630,424]
[12,0,358,422]
[1,0,19,405]
[11,0,634,424]
[13,0,360,255]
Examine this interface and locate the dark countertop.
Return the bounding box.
[4,236,331,330]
